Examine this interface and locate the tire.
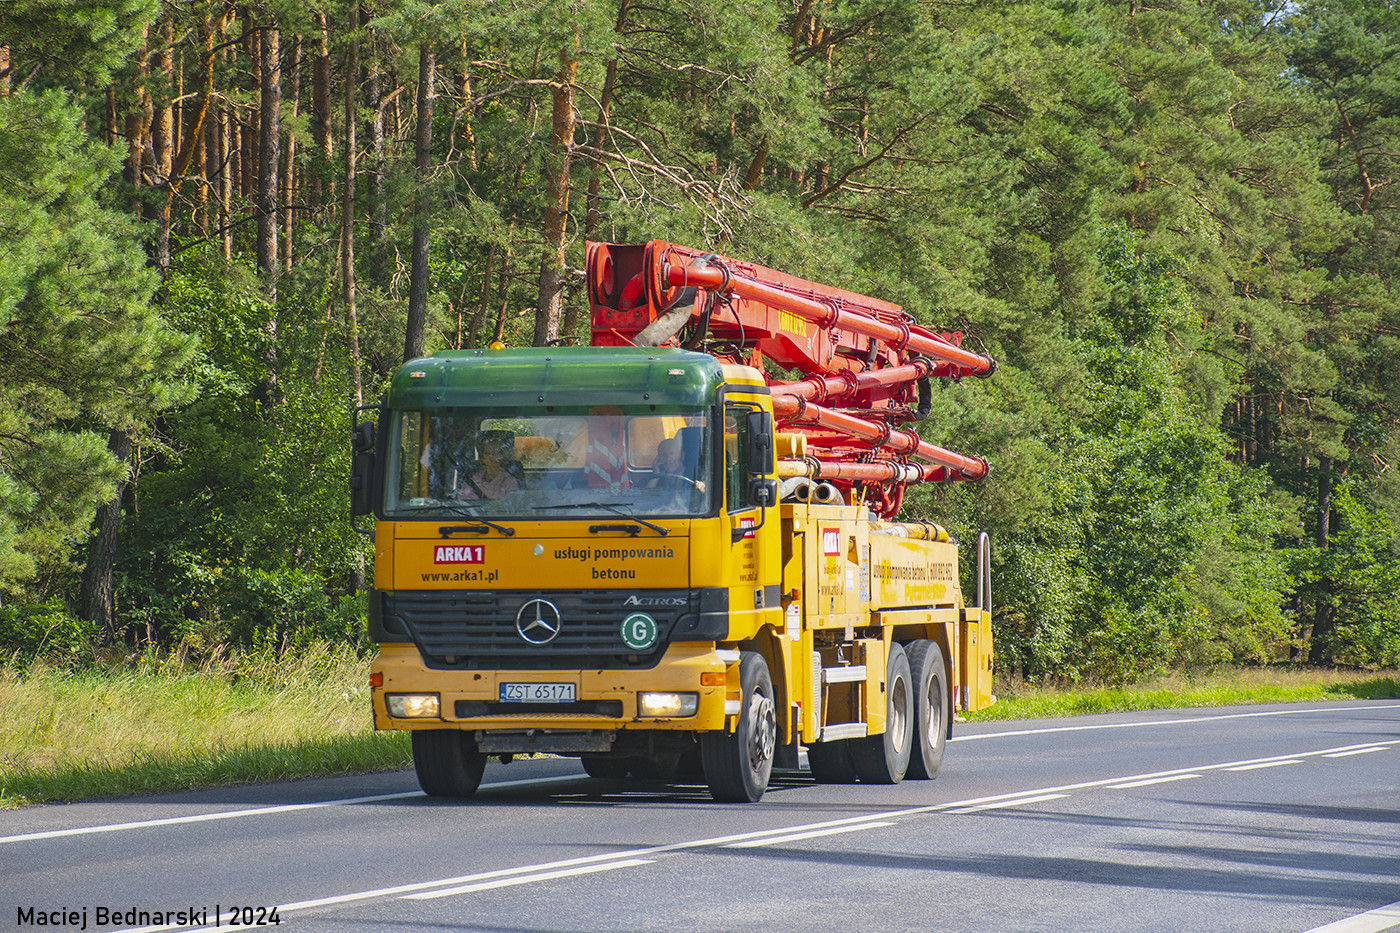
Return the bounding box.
[581,756,631,779]
[412,729,487,798]
[851,642,914,784]
[806,739,859,784]
[905,639,949,779]
[700,651,777,802]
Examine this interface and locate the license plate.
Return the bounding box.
[499,682,576,703]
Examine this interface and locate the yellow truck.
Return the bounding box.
[352,241,995,802]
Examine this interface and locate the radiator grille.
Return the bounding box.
[384,589,692,670]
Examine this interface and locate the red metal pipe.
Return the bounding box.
[773,395,988,480]
[771,361,932,403]
[666,262,993,377]
[798,460,943,483]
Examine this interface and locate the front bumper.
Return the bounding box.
[371,641,729,733]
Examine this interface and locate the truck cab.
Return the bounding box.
[357,346,788,800]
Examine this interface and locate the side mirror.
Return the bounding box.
[747,477,778,509]
[350,420,377,520]
[744,410,774,474]
[352,421,376,453]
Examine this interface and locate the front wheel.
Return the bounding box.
[412,730,487,798]
[700,651,777,802]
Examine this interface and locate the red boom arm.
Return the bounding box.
[586,240,993,517]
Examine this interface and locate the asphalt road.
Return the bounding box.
[4,701,1399,933]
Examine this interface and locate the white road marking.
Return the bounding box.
[950,703,1400,742]
[946,793,1069,814]
[105,734,1400,932]
[1225,759,1303,771]
[1107,774,1201,789]
[724,821,895,847]
[1323,747,1387,758]
[0,791,424,845]
[0,774,584,846]
[109,814,939,931]
[404,859,655,898]
[1299,900,1400,933]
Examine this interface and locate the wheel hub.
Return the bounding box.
[890,675,909,754]
[749,693,777,769]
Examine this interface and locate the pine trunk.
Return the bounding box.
[405,41,435,362]
[154,16,175,273]
[494,239,514,344]
[311,12,333,205]
[221,101,235,259]
[365,39,389,284]
[580,1,629,245]
[469,242,497,348]
[342,5,363,408]
[454,45,477,171]
[256,19,281,287]
[78,431,133,642]
[1308,457,1335,664]
[281,34,301,274]
[534,37,579,348]
[124,27,151,212]
[241,12,258,203]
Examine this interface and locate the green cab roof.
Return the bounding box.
[387,346,725,409]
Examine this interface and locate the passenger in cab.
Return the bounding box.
[456,430,522,500]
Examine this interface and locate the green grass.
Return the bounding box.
[0,646,411,808]
[967,668,1400,721]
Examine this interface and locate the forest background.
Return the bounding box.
[2,0,1399,687]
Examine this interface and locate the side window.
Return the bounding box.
[396,411,426,502]
[725,405,750,512]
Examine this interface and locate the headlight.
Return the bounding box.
[386,693,441,718]
[638,692,699,718]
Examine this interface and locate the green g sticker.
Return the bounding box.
[621,613,658,651]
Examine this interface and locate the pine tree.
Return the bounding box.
[0,90,193,600]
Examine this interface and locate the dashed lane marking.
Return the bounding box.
[1225,759,1304,772]
[946,793,1069,814]
[1107,774,1202,789]
[724,821,896,847]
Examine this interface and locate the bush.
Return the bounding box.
[222,568,366,651]
[0,601,98,670]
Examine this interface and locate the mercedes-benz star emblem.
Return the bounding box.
[515,599,562,645]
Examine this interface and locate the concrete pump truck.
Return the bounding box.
[351,240,996,802]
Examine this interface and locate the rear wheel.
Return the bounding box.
[700,651,777,802]
[412,730,487,798]
[905,639,949,779]
[851,642,913,784]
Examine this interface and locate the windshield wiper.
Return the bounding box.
[398,502,516,536]
[532,501,669,537]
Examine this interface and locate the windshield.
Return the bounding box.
[383,406,714,518]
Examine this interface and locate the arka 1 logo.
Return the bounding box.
[435,545,485,564]
[821,528,841,556]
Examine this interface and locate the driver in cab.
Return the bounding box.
[647,436,704,492]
